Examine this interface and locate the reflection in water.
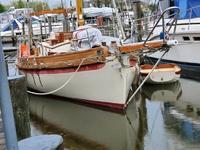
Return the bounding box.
[29,93,147,150]
[142,81,182,102]
[143,79,200,150]
[30,79,200,150]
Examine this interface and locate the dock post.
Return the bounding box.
[48,16,52,33]
[0,38,19,149]
[8,75,30,140]
[133,0,143,42]
[22,21,25,36]
[5,59,9,77]
[39,20,43,39]
[63,14,69,32]
[11,24,17,46]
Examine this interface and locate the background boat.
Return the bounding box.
[140,64,181,84]
[146,0,200,80]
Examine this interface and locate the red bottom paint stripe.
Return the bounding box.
[59,96,125,110]
[80,99,125,110]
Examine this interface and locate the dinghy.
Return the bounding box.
[140,64,181,84]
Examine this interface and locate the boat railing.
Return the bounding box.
[186,5,200,29]
[127,5,200,38]
[160,5,200,30]
[143,7,180,47]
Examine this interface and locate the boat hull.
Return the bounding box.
[147,57,200,81]
[22,59,137,109]
[140,64,181,84]
[148,19,200,80]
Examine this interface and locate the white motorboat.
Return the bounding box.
[147,0,200,80]
[0,17,63,37]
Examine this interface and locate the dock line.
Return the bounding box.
[27,57,86,95]
[124,49,169,108]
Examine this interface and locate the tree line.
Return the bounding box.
[0,0,49,13]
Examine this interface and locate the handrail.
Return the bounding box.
[143,7,180,47]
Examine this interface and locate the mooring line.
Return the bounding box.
[124,49,169,108]
[27,58,86,95]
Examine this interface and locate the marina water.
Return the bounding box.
[29,78,200,150]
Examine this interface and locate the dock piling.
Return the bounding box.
[48,16,52,33]
[8,75,31,140]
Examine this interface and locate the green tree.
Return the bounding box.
[13,0,25,8]
[17,0,25,8]
[0,3,6,13]
[93,0,112,7]
[29,2,49,11]
[12,1,49,11]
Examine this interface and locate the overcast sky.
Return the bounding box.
[0,0,75,7]
[0,0,155,8]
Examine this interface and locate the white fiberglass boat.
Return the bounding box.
[0,18,63,37]
[147,0,200,80]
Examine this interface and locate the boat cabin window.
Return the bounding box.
[193,37,200,41]
[182,36,190,41]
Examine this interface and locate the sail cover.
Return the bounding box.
[73,25,102,48]
[174,0,200,19]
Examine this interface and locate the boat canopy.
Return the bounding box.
[83,7,114,18]
[2,19,21,32]
[174,0,200,19]
[1,16,41,32]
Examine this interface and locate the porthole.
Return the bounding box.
[182,36,190,41]
[193,37,200,41]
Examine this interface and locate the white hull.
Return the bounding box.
[25,59,137,109]
[149,18,200,65]
[1,23,63,37]
[149,38,200,65]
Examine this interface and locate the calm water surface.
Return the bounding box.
[29,78,200,150]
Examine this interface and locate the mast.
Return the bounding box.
[26,0,33,50]
[133,0,143,42]
[76,0,84,26]
[112,0,126,39]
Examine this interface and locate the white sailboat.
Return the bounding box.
[17,2,178,110]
